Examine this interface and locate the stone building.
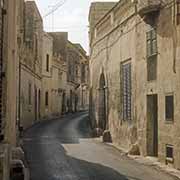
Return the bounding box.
[67,41,89,113]
[19,0,43,129]
[136,0,180,169]
[74,44,89,111]
[0,0,20,179]
[89,2,117,49]
[41,32,53,119]
[48,32,68,116]
[89,0,180,169]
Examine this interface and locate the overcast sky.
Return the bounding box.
[35,0,118,53]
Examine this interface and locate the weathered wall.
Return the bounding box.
[42,33,53,119]
[89,2,117,46]
[89,0,137,150]
[0,0,19,179]
[4,0,19,146]
[89,0,180,170]
[135,1,180,169]
[49,32,68,116]
[67,42,89,113]
[20,66,41,128]
[20,1,43,129]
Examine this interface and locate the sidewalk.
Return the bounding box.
[128,155,180,180]
[94,137,180,180]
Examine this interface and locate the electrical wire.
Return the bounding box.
[43,0,67,18]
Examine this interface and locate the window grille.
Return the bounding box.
[121,62,131,121]
[166,145,174,164]
[146,28,157,58]
[147,28,157,81]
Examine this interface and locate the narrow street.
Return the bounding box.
[23,112,178,180]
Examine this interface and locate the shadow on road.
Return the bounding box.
[22,112,136,180]
[23,140,129,180]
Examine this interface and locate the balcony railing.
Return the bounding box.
[137,0,162,16]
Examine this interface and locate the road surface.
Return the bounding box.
[23,112,179,180]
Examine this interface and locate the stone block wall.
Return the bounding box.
[89,0,137,150]
[89,0,180,170]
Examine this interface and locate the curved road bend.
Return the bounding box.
[23,112,179,180]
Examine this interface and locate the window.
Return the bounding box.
[46,54,49,72]
[147,28,157,58]
[81,64,86,83]
[177,0,180,25]
[166,145,173,164]
[45,91,48,106]
[75,65,78,76]
[147,28,157,81]
[121,61,131,121]
[147,56,157,81]
[28,82,32,105]
[165,95,174,121]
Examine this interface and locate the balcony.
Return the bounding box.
[137,0,162,16]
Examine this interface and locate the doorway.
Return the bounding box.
[147,94,158,157]
[98,73,106,131]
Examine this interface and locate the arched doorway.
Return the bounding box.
[98,73,106,131]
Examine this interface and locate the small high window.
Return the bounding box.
[165,95,174,121]
[166,145,173,164]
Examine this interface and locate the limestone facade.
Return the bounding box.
[41,32,53,119]
[67,41,89,113]
[48,32,68,116]
[0,0,19,179]
[41,32,89,116]
[89,0,180,169]
[19,1,43,129]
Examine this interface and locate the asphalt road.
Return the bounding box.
[23,112,179,180]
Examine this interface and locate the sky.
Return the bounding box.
[35,0,118,53]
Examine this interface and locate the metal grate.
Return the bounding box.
[166,145,173,164]
[121,62,131,121]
